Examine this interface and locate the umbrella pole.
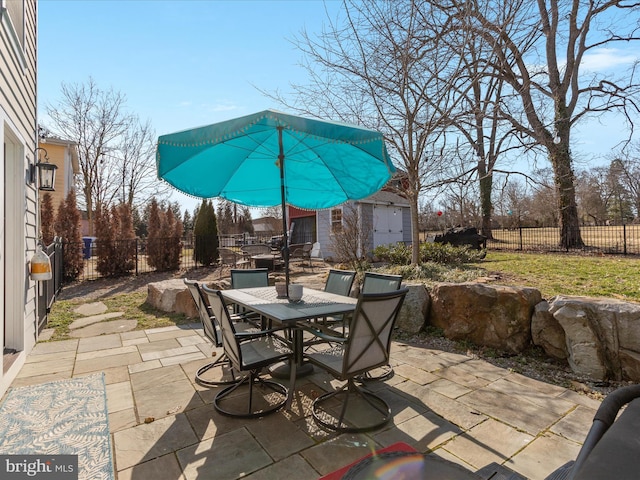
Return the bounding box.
[277,126,290,296]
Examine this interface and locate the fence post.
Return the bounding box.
[135,238,139,276]
[623,223,627,255]
[519,227,523,251]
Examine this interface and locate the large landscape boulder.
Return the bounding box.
[396,283,430,334]
[531,300,568,360]
[147,279,199,318]
[146,279,229,318]
[429,282,542,354]
[547,295,640,381]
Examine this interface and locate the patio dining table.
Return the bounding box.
[251,253,283,271]
[221,286,357,382]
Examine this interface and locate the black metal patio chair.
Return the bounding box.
[354,272,404,382]
[183,278,243,386]
[310,269,357,336]
[202,285,294,418]
[303,288,408,433]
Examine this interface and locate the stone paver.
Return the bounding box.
[38,328,55,341]
[299,434,378,477]
[373,410,462,451]
[70,319,137,338]
[159,351,207,367]
[113,414,198,471]
[73,301,108,316]
[77,333,123,353]
[392,363,439,385]
[133,376,203,421]
[176,427,273,480]
[69,311,125,330]
[428,377,473,399]
[459,387,572,435]
[74,350,142,375]
[505,433,582,480]
[130,364,189,392]
[117,453,186,480]
[245,411,315,461]
[443,418,534,469]
[107,381,135,413]
[550,405,597,443]
[396,381,487,430]
[243,454,320,480]
[16,355,75,378]
[30,339,78,355]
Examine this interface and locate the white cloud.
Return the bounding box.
[581,48,638,72]
[203,103,239,112]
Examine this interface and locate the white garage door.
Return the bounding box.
[373,205,403,247]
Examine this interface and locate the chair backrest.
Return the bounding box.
[343,288,408,377]
[230,268,269,289]
[219,248,238,266]
[361,272,403,294]
[183,278,219,346]
[202,285,241,369]
[324,269,356,297]
[310,242,322,259]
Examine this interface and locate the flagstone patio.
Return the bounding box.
[9,318,600,480]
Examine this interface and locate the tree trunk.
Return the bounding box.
[409,192,421,265]
[551,145,583,249]
[478,159,494,240]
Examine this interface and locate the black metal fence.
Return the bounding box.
[74,235,285,281]
[68,225,640,283]
[486,225,640,255]
[38,238,64,331]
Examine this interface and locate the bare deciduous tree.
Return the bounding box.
[445,0,640,248]
[576,167,611,225]
[46,77,169,233]
[113,116,171,209]
[268,0,466,264]
[46,77,133,234]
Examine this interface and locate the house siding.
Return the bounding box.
[361,202,374,254]
[316,209,334,260]
[402,208,411,243]
[0,0,39,398]
[38,141,73,208]
[316,196,411,262]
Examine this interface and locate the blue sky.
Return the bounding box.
[38,0,343,213]
[38,1,639,213]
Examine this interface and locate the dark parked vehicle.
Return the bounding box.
[434,227,487,251]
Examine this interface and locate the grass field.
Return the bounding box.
[472,251,640,302]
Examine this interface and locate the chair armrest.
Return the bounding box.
[300,324,347,344]
[235,326,288,340]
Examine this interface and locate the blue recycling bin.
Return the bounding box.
[82,237,94,259]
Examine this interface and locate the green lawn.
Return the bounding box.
[473,251,640,302]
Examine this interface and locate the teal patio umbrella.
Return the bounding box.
[156,109,395,293]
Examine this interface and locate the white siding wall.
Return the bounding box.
[317,201,411,262]
[0,0,39,398]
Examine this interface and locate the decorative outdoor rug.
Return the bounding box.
[0,373,114,480]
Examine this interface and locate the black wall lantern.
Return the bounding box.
[32,147,58,191]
